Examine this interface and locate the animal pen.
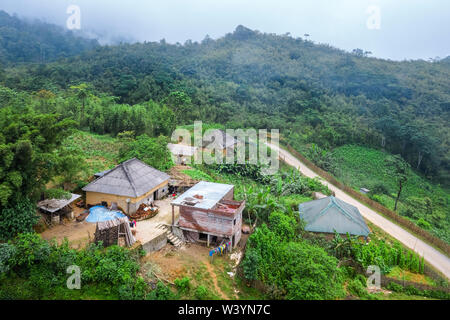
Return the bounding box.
[94,217,136,247]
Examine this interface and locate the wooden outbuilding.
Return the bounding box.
[37,193,81,225]
[94,217,136,247]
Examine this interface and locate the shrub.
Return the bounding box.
[242,248,261,281]
[12,233,51,267]
[174,276,191,294]
[194,285,211,300]
[268,211,296,241]
[348,278,368,298]
[118,277,147,300]
[0,243,17,274]
[146,281,176,300]
[246,224,344,300]
[387,281,403,292]
[0,199,40,241]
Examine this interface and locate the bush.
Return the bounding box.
[194,285,211,300]
[387,281,403,292]
[146,281,176,300]
[268,211,296,242]
[0,243,17,274]
[0,233,146,299]
[118,277,147,300]
[245,224,344,300]
[242,248,260,281]
[174,276,191,295]
[347,278,368,298]
[0,199,40,241]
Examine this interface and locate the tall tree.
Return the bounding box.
[385,154,411,211]
[70,83,92,127]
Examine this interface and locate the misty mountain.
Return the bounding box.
[0,10,99,65]
[1,20,449,184]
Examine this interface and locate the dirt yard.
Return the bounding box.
[40,197,179,249]
[142,231,252,300]
[40,206,96,248]
[144,243,235,299]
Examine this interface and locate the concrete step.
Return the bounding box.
[167,232,183,247]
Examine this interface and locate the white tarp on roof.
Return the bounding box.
[171,181,234,210]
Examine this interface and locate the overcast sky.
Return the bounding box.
[1,0,449,61]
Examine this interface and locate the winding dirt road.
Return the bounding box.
[268,142,450,279]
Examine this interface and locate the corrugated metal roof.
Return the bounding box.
[299,196,370,237]
[171,181,234,210]
[203,129,238,149]
[167,143,198,156]
[82,158,170,198]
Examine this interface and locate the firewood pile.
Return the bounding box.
[129,203,159,221]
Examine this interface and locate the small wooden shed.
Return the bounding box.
[94,217,136,247]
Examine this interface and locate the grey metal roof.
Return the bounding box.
[82,158,170,198]
[94,168,112,178]
[37,193,81,213]
[203,129,238,149]
[171,181,234,209]
[298,196,370,237]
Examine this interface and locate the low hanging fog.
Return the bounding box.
[1,0,449,61]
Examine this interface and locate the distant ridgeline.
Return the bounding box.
[0,10,99,65]
[0,17,449,185]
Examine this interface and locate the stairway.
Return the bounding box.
[156,224,184,247]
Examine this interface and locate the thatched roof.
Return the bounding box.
[82,158,170,198]
[37,193,81,213]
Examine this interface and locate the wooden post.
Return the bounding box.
[171,204,175,229]
[207,234,210,247]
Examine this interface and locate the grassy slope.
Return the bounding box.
[330,145,449,242]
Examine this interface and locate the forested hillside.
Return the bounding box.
[1,23,448,185]
[0,14,448,242]
[0,10,98,65]
[0,11,449,300]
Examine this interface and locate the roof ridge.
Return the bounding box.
[330,197,369,232]
[305,197,335,225]
[121,160,138,198]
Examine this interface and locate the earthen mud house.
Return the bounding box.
[82,158,170,215]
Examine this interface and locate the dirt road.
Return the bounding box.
[268,142,450,279]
